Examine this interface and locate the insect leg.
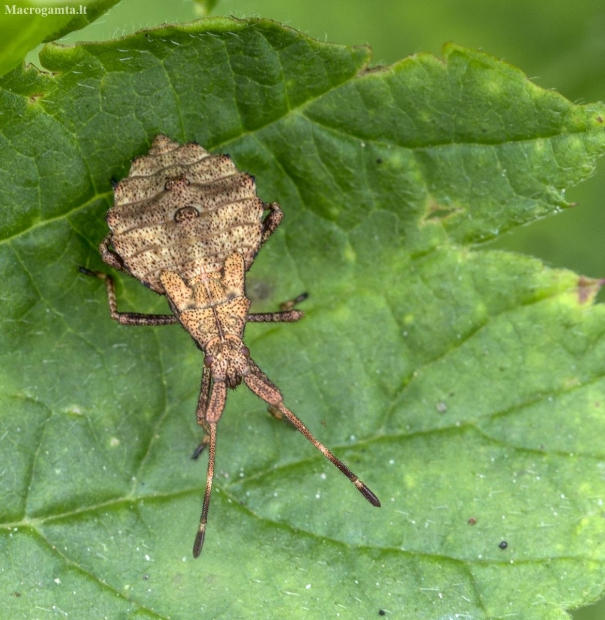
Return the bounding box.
[243,362,381,508]
[79,268,178,326]
[193,381,227,558]
[259,201,284,248]
[247,293,308,323]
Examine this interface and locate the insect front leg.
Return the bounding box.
[79,268,178,326]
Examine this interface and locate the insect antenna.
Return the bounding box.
[244,367,380,508]
[193,380,227,558]
[274,401,381,507]
[193,420,217,558]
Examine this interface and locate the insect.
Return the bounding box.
[81,135,380,557]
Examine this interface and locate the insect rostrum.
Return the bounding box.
[81,135,380,558]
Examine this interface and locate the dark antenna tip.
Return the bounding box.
[356,481,381,507]
[193,527,205,558]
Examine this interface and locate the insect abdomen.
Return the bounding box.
[105,135,266,293]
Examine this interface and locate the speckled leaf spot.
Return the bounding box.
[80,135,380,558]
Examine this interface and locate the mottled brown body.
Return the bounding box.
[105,134,266,293]
[82,135,380,558]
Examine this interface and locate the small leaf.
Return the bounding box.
[0,0,121,77]
[2,17,605,619]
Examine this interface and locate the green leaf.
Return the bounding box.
[0,0,121,77]
[2,17,605,619]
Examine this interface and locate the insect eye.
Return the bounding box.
[241,346,250,358]
[204,355,213,367]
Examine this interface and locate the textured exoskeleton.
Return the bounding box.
[82,135,380,558]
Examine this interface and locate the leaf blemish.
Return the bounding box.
[577,276,605,304]
[423,196,462,222]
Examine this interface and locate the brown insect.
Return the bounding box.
[81,135,380,557]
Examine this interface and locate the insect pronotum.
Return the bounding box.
[81,135,380,557]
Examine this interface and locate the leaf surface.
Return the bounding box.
[2,17,605,619]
